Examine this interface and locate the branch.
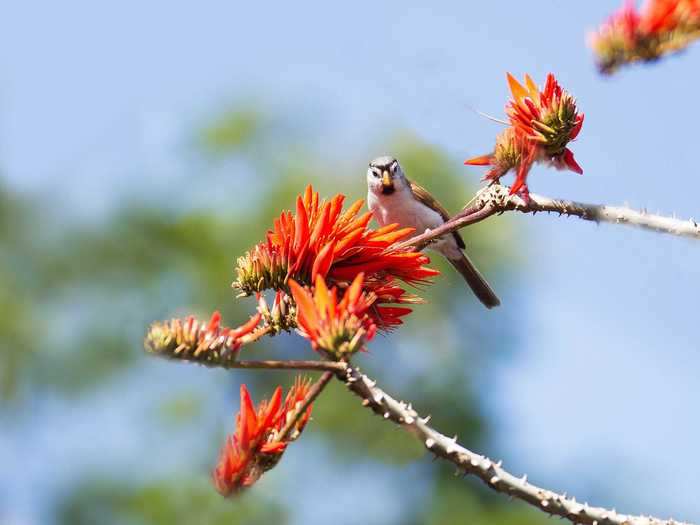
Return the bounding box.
[338,364,692,525]
[395,184,700,251]
[151,339,691,523]
[277,370,334,441]
[168,353,690,523]
[194,358,345,372]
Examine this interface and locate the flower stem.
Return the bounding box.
[277,370,334,442]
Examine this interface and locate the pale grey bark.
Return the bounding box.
[148,347,694,525]
[398,184,700,252]
[340,364,693,525]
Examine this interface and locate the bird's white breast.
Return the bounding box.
[367,190,444,231]
[367,188,461,258]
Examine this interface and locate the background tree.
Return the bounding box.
[1,2,699,524]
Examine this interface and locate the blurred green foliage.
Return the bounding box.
[200,107,264,154]
[0,185,42,398]
[0,106,541,525]
[57,478,287,525]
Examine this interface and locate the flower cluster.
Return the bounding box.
[256,290,297,335]
[591,0,700,73]
[289,273,405,359]
[213,378,313,495]
[466,73,584,198]
[145,311,263,365]
[234,185,438,299]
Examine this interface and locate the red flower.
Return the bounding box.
[289,273,380,358]
[594,1,642,50]
[591,0,700,73]
[368,282,422,330]
[255,289,298,334]
[466,127,538,198]
[213,378,313,496]
[505,73,584,166]
[466,73,583,198]
[145,311,263,365]
[234,185,438,301]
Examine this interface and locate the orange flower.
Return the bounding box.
[145,311,263,365]
[466,73,583,198]
[505,73,584,167]
[466,127,538,197]
[213,378,313,496]
[255,289,298,334]
[592,1,642,57]
[591,0,700,73]
[289,273,382,358]
[234,185,439,297]
[369,282,421,330]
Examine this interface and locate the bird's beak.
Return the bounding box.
[381,171,394,194]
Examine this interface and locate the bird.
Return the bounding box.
[366,155,500,309]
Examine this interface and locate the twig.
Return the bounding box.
[338,364,693,525]
[395,184,700,251]
[207,359,345,372]
[277,370,334,441]
[394,201,496,251]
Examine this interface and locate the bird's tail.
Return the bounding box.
[447,253,500,309]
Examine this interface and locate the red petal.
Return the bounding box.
[311,240,336,282]
[207,311,222,332]
[260,386,282,431]
[509,155,534,196]
[333,227,364,256]
[542,73,557,105]
[507,72,528,103]
[524,74,539,101]
[370,227,415,244]
[260,442,287,454]
[303,185,313,209]
[523,98,541,120]
[238,385,258,449]
[312,274,332,317]
[294,196,309,252]
[231,312,263,338]
[563,148,583,174]
[340,199,365,224]
[288,279,319,333]
[328,194,345,224]
[308,202,331,247]
[570,114,584,140]
[345,272,365,307]
[464,154,493,166]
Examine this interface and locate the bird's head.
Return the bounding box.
[367,156,408,197]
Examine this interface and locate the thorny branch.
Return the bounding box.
[396,184,700,252]
[178,354,691,525]
[338,363,692,525]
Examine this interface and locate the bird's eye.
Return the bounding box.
[372,171,380,178]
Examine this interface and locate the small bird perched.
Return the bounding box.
[366,156,500,309]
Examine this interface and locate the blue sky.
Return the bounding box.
[2,1,700,523]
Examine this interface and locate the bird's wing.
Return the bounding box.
[409,180,466,249]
